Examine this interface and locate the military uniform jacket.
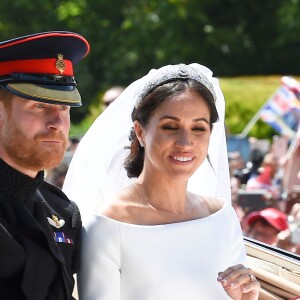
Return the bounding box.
[0,158,82,300]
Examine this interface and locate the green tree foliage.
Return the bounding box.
[0,0,299,139]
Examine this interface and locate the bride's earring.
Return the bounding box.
[140,140,145,148]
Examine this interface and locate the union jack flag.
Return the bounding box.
[260,84,300,138]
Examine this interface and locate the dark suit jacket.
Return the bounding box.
[0,159,82,300]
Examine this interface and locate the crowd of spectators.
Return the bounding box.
[229,136,300,255]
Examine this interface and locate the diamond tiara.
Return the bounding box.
[135,64,216,108]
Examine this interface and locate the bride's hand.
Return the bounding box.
[217,264,260,300]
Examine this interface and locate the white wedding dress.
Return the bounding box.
[78,200,247,300]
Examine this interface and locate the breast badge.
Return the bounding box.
[47,214,65,228]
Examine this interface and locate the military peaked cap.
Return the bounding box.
[0,31,90,107]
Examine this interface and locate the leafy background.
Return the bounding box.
[0,0,299,138]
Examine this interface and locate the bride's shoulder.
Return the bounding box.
[95,187,138,222]
[96,198,127,220]
[190,192,225,215]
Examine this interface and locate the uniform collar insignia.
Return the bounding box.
[47,214,65,228]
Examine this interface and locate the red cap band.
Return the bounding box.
[0,58,73,76]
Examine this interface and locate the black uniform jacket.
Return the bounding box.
[0,158,82,300]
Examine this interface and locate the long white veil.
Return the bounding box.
[63,63,230,226]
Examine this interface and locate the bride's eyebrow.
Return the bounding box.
[159,116,178,121]
[193,117,209,124]
[159,116,209,124]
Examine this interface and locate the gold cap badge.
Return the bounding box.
[55,54,66,74]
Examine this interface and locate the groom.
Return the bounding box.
[0,31,89,299]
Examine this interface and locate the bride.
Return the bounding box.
[63,63,260,299]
